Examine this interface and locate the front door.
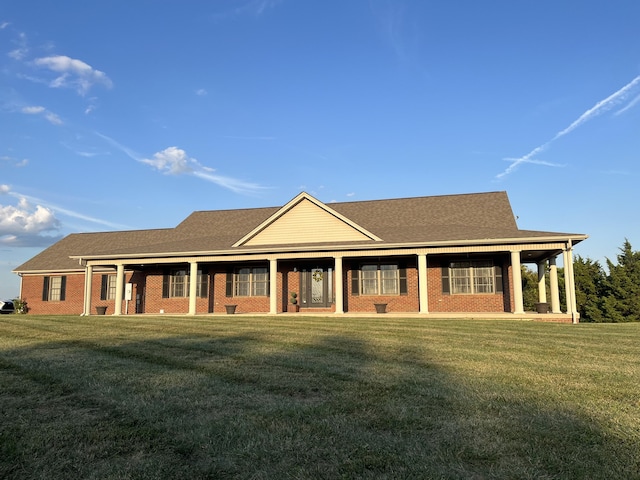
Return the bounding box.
[301,267,333,308]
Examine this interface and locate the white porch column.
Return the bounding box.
[84,265,93,316]
[549,257,561,313]
[334,255,344,314]
[114,264,125,315]
[418,254,429,313]
[511,250,524,314]
[563,242,578,323]
[270,258,278,314]
[188,261,198,315]
[537,261,547,303]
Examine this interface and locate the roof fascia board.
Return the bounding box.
[75,242,571,267]
[67,234,586,264]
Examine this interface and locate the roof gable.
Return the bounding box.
[234,192,382,247]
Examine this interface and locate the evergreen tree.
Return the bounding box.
[573,255,606,322]
[521,265,539,311]
[600,239,640,322]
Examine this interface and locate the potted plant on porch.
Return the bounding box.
[288,292,299,312]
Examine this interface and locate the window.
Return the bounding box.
[232,267,269,297]
[162,269,208,298]
[353,264,407,296]
[196,271,208,298]
[444,260,502,294]
[42,276,66,301]
[170,269,188,297]
[101,274,117,300]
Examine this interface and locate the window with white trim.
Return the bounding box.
[103,274,117,300]
[163,269,208,298]
[359,264,400,295]
[234,267,268,296]
[170,269,188,297]
[43,276,66,301]
[448,260,497,294]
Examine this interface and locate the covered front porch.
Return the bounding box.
[76,239,580,322]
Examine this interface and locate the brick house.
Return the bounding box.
[13,191,587,321]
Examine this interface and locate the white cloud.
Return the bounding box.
[20,105,63,125]
[213,0,283,19]
[21,105,45,114]
[141,147,198,175]
[553,75,640,139]
[195,88,207,96]
[0,187,60,239]
[44,111,63,125]
[193,170,269,195]
[142,146,269,194]
[615,93,640,116]
[0,22,10,29]
[498,75,640,179]
[33,55,113,95]
[8,31,28,60]
[3,186,127,231]
[97,133,269,195]
[1,156,29,168]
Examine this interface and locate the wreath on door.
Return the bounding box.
[312,270,323,282]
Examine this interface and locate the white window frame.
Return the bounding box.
[234,267,269,297]
[48,276,63,301]
[360,264,399,296]
[196,271,207,298]
[106,274,117,300]
[170,269,188,298]
[449,260,495,294]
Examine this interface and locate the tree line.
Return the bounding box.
[522,239,640,322]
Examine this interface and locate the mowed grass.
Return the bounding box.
[1,316,639,479]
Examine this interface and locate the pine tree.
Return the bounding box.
[573,255,606,322]
[600,240,640,322]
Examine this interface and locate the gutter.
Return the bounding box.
[68,233,589,263]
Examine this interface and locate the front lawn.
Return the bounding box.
[1,315,639,479]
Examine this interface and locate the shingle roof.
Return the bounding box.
[14,191,585,272]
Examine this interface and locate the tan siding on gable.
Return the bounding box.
[245,199,372,246]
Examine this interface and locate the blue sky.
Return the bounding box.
[2,0,640,299]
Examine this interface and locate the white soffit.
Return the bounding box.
[234,192,382,247]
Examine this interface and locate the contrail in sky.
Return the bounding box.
[498,75,640,179]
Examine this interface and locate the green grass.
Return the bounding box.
[1,315,639,479]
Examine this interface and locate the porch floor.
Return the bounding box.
[189,311,579,323]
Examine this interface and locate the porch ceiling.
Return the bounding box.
[520,248,563,264]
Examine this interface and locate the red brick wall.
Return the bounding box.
[427,256,510,313]
[345,260,420,314]
[141,269,213,314]
[281,263,300,312]
[18,254,515,315]
[208,270,270,314]
[20,272,86,315]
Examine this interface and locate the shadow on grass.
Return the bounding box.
[1,324,638,479]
